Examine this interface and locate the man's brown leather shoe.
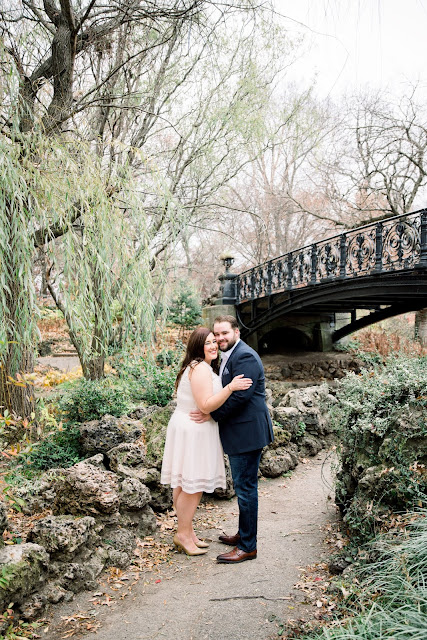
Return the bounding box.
[216,547,257,564]
[218,533,240,546]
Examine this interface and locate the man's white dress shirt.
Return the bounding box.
[219,338,240,379]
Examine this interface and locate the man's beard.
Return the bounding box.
[220,337,236,352]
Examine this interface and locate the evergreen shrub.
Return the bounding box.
[26,425,84,470]
[110,350,180,408]
[58,377,131,422]
[333,356,427,543]
[168,281,201,329]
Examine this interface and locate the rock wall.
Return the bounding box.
[260,383,336,478]
[263,353,361,382]
[0,416,163,620]
[0,384,336,620]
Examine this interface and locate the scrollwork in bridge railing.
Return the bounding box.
[345,227,377,276]
[382,214,420,269]
[270,258,288,291]
[316,236,341,280]
[291,248,312,288]
[234,208,427,303]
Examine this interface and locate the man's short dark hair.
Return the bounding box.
[213,315,239,329]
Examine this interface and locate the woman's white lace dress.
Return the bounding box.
[160,361,226,494]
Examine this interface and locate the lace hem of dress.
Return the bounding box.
[160,472,226,494]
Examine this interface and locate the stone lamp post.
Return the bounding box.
[202,251,238,327]
[218,251,237,305]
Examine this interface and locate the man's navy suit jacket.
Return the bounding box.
[210,340,274,455]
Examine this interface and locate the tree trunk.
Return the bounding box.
[0,349,35,418]
[81,355,105,380]
[0,267,35,417]
[415,308,427,348]
[0,195,37,418]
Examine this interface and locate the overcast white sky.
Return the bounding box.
[275,0,427,99]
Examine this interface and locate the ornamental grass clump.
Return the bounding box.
[306,511,427,640]
[332,356,427,543]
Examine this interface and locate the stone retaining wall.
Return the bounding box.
[0,381,338,622]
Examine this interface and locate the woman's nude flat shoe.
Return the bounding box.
[173,535,208,556]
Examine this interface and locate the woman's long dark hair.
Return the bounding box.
[175,327,219,390]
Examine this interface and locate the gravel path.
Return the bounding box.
[46,451,337,640]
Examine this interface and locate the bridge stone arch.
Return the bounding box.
[203,209,427,351]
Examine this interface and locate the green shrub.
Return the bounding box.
[26,424,84,470]
[5,422,84,483]
[333,356,427,543]
[140,367,176,407]
[109,352,145,381]
[58,377,131,422]
[155,344,183,368]
[168,281,201,329]
[110,351,179,407]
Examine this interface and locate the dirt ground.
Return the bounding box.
[43,451,338,640]
[38,356,81,372]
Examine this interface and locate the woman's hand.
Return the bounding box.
[229,374,253,392]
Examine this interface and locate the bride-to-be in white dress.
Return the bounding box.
[161,360,226,493]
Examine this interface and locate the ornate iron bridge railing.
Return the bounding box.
[235,209,427,304]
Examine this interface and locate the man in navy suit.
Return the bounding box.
[191,315,273,563]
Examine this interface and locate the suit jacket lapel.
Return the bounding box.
[221,340,244,382]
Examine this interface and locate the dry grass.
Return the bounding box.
[352,313,426,359]
[355,328,426,358]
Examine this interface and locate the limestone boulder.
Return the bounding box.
[49,547,108,593]
[260,444,298,478]
[142,406,173,468]
[280,383,330,412]
[107,442,147,480]
[298,434,324,457]
[79,414,144,456]
[144,475,173,512]
[41,583,72,605]
[118,477,151,511]
[19,594,47,620]
[128,405,162,420]
[272,406,301,438]
[84,453,106,469]
[269,423,292,449]
[0,500,8,539]
[265,387,274,413]
[19,584,73,620]
[107,443,172,511]
[52,460,120,516]
[0,543,49,610]
[214,456,235,500]
[119,507,157,538]
[357,464,391,497]
[101,527,136,568]
[278,384,334,438]
[14,475,57,515]
[28,515,100,560]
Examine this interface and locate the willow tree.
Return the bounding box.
[0,0,205,416]
[0,0,288,416]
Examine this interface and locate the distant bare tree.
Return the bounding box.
[217,87,338,267]
[315,88,427,227]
